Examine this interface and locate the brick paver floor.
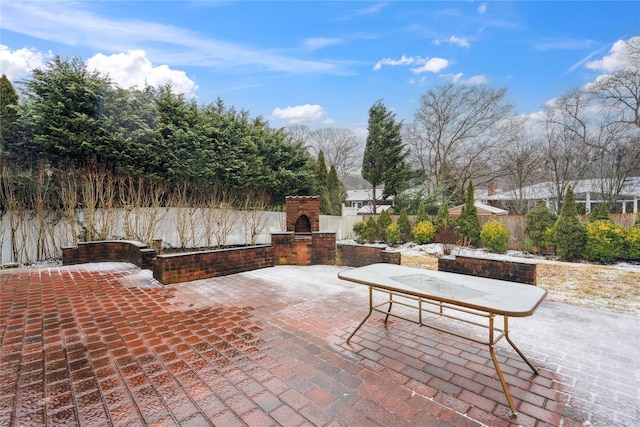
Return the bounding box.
[1,263,638,426]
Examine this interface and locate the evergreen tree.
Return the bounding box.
[456,181,481,246]
[589,204,611,222]
[327,164,345,216]
[396,208,412,242]
[415,200,430,224]
[524,202,557,253]
[434,201,453,229]
[377,209,392,241]
[0,74,19,158]
[21,56,113,167]
[361,100,408,214]
[554,186,586,261]
[315,151,331,214]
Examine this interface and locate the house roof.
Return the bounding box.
[449,202,509,216]
[482,177,640,201]
[346,189,393,202]
[357,204,394,214]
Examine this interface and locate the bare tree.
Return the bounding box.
[30,164,56,260]
[0,166,27,262]
[120,175,167,245]
[590,37,640,130]
[168,181,199,248]
[200,185,236,248]
[495,122,542,214]
[240,188,271,246]
[540,89,594,212]
[408,83,517,200]
[56,167,79,246]
[308,127,362,180]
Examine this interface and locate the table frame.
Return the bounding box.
[344,276,542,419]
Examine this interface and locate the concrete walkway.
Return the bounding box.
[1,263,638,426]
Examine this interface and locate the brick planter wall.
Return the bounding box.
[62,240,156,269]
[336,243,401,267]
[437,255,537,285]
[270,232,336,265]
[153,245,274,285]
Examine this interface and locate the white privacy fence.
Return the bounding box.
[0,208,363,265]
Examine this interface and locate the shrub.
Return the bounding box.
[583,220,626,263]
[624,224,640,261]
[480,221,510,253]
[352,221,367,243]
[525,202,557,253]
[457,181,481,246]
[386,223,401,245]
[377,210,392,241]
[415,200,430,224]
[434,201,454,229]
[365,216,379,243]
[555,186,585,261]
[589,204,611,222]
[396,208,412,243]
[412,220,436,245]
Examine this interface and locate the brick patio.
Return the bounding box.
[1,263,638,426]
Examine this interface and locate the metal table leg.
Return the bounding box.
[347,287,374,343]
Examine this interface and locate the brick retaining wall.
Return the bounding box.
[153,245,274,285]
[62,240,156,269]
[437,255,537,285]
[336,243,401,267]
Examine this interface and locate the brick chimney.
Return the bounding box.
[487,181,496,196]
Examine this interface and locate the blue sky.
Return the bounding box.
[1,1,639,136]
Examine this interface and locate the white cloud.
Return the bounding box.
[303,37,342,51]
[373,54,414,71]
[374,55,448,74]
[478,3,488,14]
[87,50,197,96]
[0,45,51,80]
[434,36,470,49]
[271,104,325,124]
[411,57,449,74]
[447,73,487,85]
[586,38,636,72]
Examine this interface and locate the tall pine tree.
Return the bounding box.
[457,180,481,246]
[315,150,331,214]
[555,186,585,261]
[0,74,19,158]
[362,100,408,214]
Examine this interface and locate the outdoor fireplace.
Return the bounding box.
[285,195,319,236]
[271,196,335,265]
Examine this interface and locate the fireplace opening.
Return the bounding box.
[294,215,312,234]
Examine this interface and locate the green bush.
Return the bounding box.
[624,224,640,261]
[396,208,412,243]
[555,186,585,261]
[457,181,481,246]
[583,220,626,263]
[377,210,392,241]
[480,221,510,253]
[352,221,367,243]
[365,216,379,243]
[412,220,436,245]
[525,202,557,253]
[386,223,401,245]
[415,200,430,224]
[589,204,611,222]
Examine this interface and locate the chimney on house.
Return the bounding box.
[487,181,496,196]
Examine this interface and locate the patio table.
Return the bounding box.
[338,263,547,418]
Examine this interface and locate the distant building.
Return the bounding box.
[345,189,394,214]
[448,202,509,217]
[477,178,640,214]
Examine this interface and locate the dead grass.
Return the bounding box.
[401,253,640,314]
